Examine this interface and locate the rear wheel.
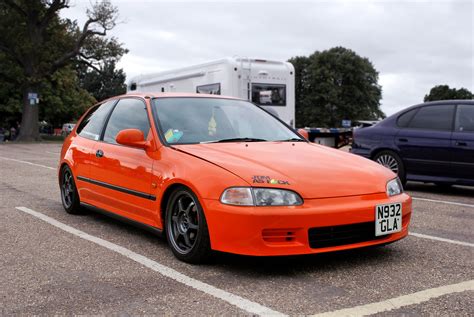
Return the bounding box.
[165,187,211,263]
[374,150,406,185]
[60,165,82,214]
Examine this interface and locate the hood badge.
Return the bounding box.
[252,176,290,185]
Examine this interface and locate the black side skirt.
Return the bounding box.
[80,202,163,237]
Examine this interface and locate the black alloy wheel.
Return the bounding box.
[60,165,82,214]
[165,187,211,263]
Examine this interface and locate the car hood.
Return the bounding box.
[173,142,395,199]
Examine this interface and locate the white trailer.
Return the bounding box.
[127,57,295,127]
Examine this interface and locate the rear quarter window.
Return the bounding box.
[396,109,417,127]
[76,100,116,140]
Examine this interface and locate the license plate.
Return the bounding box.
[375,203,402,236]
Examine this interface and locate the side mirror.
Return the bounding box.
[297,128,309,141]
[116,129,148,149]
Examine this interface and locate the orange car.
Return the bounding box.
[59,93,412,263]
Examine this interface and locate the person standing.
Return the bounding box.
[10,126,16,141]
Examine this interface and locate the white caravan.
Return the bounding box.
[127,57,295,127]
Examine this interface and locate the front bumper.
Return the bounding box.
[203,193,412,256]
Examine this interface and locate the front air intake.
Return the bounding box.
[262,229,297,243]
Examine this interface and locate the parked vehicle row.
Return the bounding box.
[352,100,474,187]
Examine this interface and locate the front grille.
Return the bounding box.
[308,222,386,249]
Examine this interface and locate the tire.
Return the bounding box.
[434,182,453,189]
[373,150,406,186]
[165,187,212,264]
[60,165,82,214]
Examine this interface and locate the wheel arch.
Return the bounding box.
[159,182,191,229]
[58,161,72,183]
[370,147,401,160]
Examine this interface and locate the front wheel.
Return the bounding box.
[165,187,212,263]
[374,150,406,186]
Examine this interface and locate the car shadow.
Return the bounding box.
[405,182,474,198]
[209,244,405,276]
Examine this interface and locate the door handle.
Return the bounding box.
[96,149,104,158]
[456,141,467,147]
[398,138,408,142]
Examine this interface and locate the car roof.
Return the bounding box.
[418,99,474,106]
[394,99,474,116]
[111,92,241,100]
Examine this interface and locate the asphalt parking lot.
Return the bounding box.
[0,142,473,316]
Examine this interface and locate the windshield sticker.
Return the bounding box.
[208,110,217,136]
[252,176,290,185]
[164,129,183,143]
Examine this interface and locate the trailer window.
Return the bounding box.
[196,83,221,95]
[251,84,286,106]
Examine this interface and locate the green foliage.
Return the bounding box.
[289,47,384,128]
[0,0,127,140]
[424,85,473,102]
[39,67,96,127]
[78,60,127,102]
[0,54,22,127]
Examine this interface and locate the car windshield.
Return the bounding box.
[152,97,301,144]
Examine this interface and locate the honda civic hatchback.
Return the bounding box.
[59,93,411,263]
[352,100,474,187]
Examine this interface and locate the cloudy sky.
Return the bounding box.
[64,0,473,116]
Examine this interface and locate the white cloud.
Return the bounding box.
[64,0,473,116]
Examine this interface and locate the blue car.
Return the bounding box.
[351,100,474,186]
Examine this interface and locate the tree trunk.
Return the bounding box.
[17,86,40,141]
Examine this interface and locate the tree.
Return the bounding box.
[0,0,123,141]
[289,47,384,128]
[424,85,473,102]
[78,60,127,101]
[39,66,96,128]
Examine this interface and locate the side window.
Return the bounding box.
[77,100,116,140]
[455,105,474,132]
[408,105,454,131]
[396,109,417,127]
[103,98,150,144]
[251,83,286,106]
[196,83,221,95]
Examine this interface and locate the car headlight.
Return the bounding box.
[386,178,403,197]
[220,187,303,206]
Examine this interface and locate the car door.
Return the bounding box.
[395,104,455,179]
[451,104,474,182]
[73,100,117,199]
[87,97,157,226]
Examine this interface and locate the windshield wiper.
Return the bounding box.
[276,138,307,142]
[206,137,268,143]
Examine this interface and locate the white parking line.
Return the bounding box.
[413,197,474,208]
[0,156,56,170]
[411,232,474,247]
[15,206,283,316]
[311,279,474,317]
